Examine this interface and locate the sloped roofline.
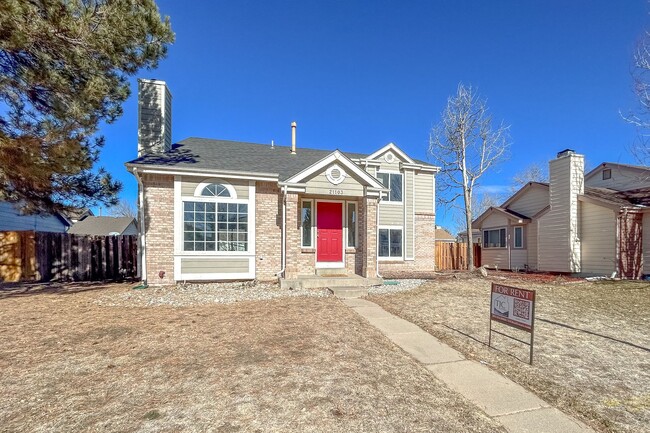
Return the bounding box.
[365,142,415,164]
[472,206,531,228]
[283,150,386,189]
[584,162,650,181]
[500,181,549,208]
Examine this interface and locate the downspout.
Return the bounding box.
[134,168,147,284]
[276,185,287,278]
[376,194,383,279]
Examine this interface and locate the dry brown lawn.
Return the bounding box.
[369,273,650,433]
[0,282,505,433]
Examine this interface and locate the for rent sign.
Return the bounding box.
[490,283,536,332]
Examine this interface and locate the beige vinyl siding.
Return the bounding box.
[482,249,509,269]
[404,170,414,258]
[580,202,617,275]
[527,221,538,270]
[482,213,508,229]
[379,203,403,225]
[642,212,650,274]
[538,155,583,272]
[304,165,364,197]
[180,257,250,274]
[511,249,527,270]
[507,186,549,217]
[480,213,509,269]
[414,172,434,213]
[586,166,650,190]
[181,176,249,199]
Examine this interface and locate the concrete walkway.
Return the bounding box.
[344,298,594,433]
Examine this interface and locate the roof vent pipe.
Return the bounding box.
[291,121,297,154]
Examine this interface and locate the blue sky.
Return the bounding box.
[99,0,649,230]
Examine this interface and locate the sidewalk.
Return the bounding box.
[343,298,594,433]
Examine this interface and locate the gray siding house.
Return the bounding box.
[0,201,71,233]
[126,79,439,285]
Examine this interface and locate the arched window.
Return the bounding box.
[201,183,231,198]
[193,179,236,199]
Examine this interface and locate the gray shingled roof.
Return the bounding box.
[68,216,137,236]
[126,137,433,181]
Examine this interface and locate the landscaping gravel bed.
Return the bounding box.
[367,279,426,295]
[95,281,330,307]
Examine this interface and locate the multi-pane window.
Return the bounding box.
[514,226,523,248]
[379,228,402,258]
[301,200,312,247]
[183,202,248,251]
[377,172,403,202]
[483,228,506,248]
[201,183,231,197]
[347,202,357,247]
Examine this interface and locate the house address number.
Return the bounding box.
[329,189,344,195]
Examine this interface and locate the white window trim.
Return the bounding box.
[377,170,404,205]
[301,199,314,248]
[173,180,256,280]
[513,226,524,249]
[346,201,358,248]
[194,178,237,199]
[378,225,404,260]
[482,227,507,249]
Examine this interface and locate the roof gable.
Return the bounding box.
[365,142,415,164]
[284,150,385,189]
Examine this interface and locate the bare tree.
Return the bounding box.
[451,191,502,235]
[623,31,650,165]
[429,84,510,270]
[109,199,137,219]
[511,162,548,191]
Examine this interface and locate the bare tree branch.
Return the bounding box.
[429,83,510,270]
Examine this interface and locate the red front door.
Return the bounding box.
[317,202,343,262]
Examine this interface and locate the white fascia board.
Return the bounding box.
[126,165,278,182]
[401,162,440,173]
[285,150,385,189]
[351,158,382,167]
[366,142,415,164]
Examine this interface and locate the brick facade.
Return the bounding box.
[141,173,175,285]
[139,174,431,283]
[378,212,436,278]
[255,182,282,281]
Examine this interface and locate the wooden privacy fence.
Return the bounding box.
[0,231,138,283]
[435,241,481,270]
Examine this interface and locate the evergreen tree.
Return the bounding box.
[0,0,174,213]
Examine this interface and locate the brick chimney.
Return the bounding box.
[538,149,585,273]
[138,79,172,156]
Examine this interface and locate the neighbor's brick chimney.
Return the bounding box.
[138,79,172,156]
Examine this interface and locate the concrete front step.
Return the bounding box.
[328,286,368,298]
[280,275,382,289]
[315,268,348,277]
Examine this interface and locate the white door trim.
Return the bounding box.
[315,199,345,269]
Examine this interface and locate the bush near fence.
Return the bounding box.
[435,241,481,270]
[0,231,138,283]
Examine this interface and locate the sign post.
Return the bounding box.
[488,283,536,364]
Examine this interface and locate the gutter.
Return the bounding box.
[133,168,147,284]
[276,185,288,278]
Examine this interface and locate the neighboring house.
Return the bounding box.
[457,229,481,244]
[434,226,456,242]
[472,150,650,278]
[0,201,71,233]
[63,207,94,223]
[68,216,138,236]
[126,79,439,285]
